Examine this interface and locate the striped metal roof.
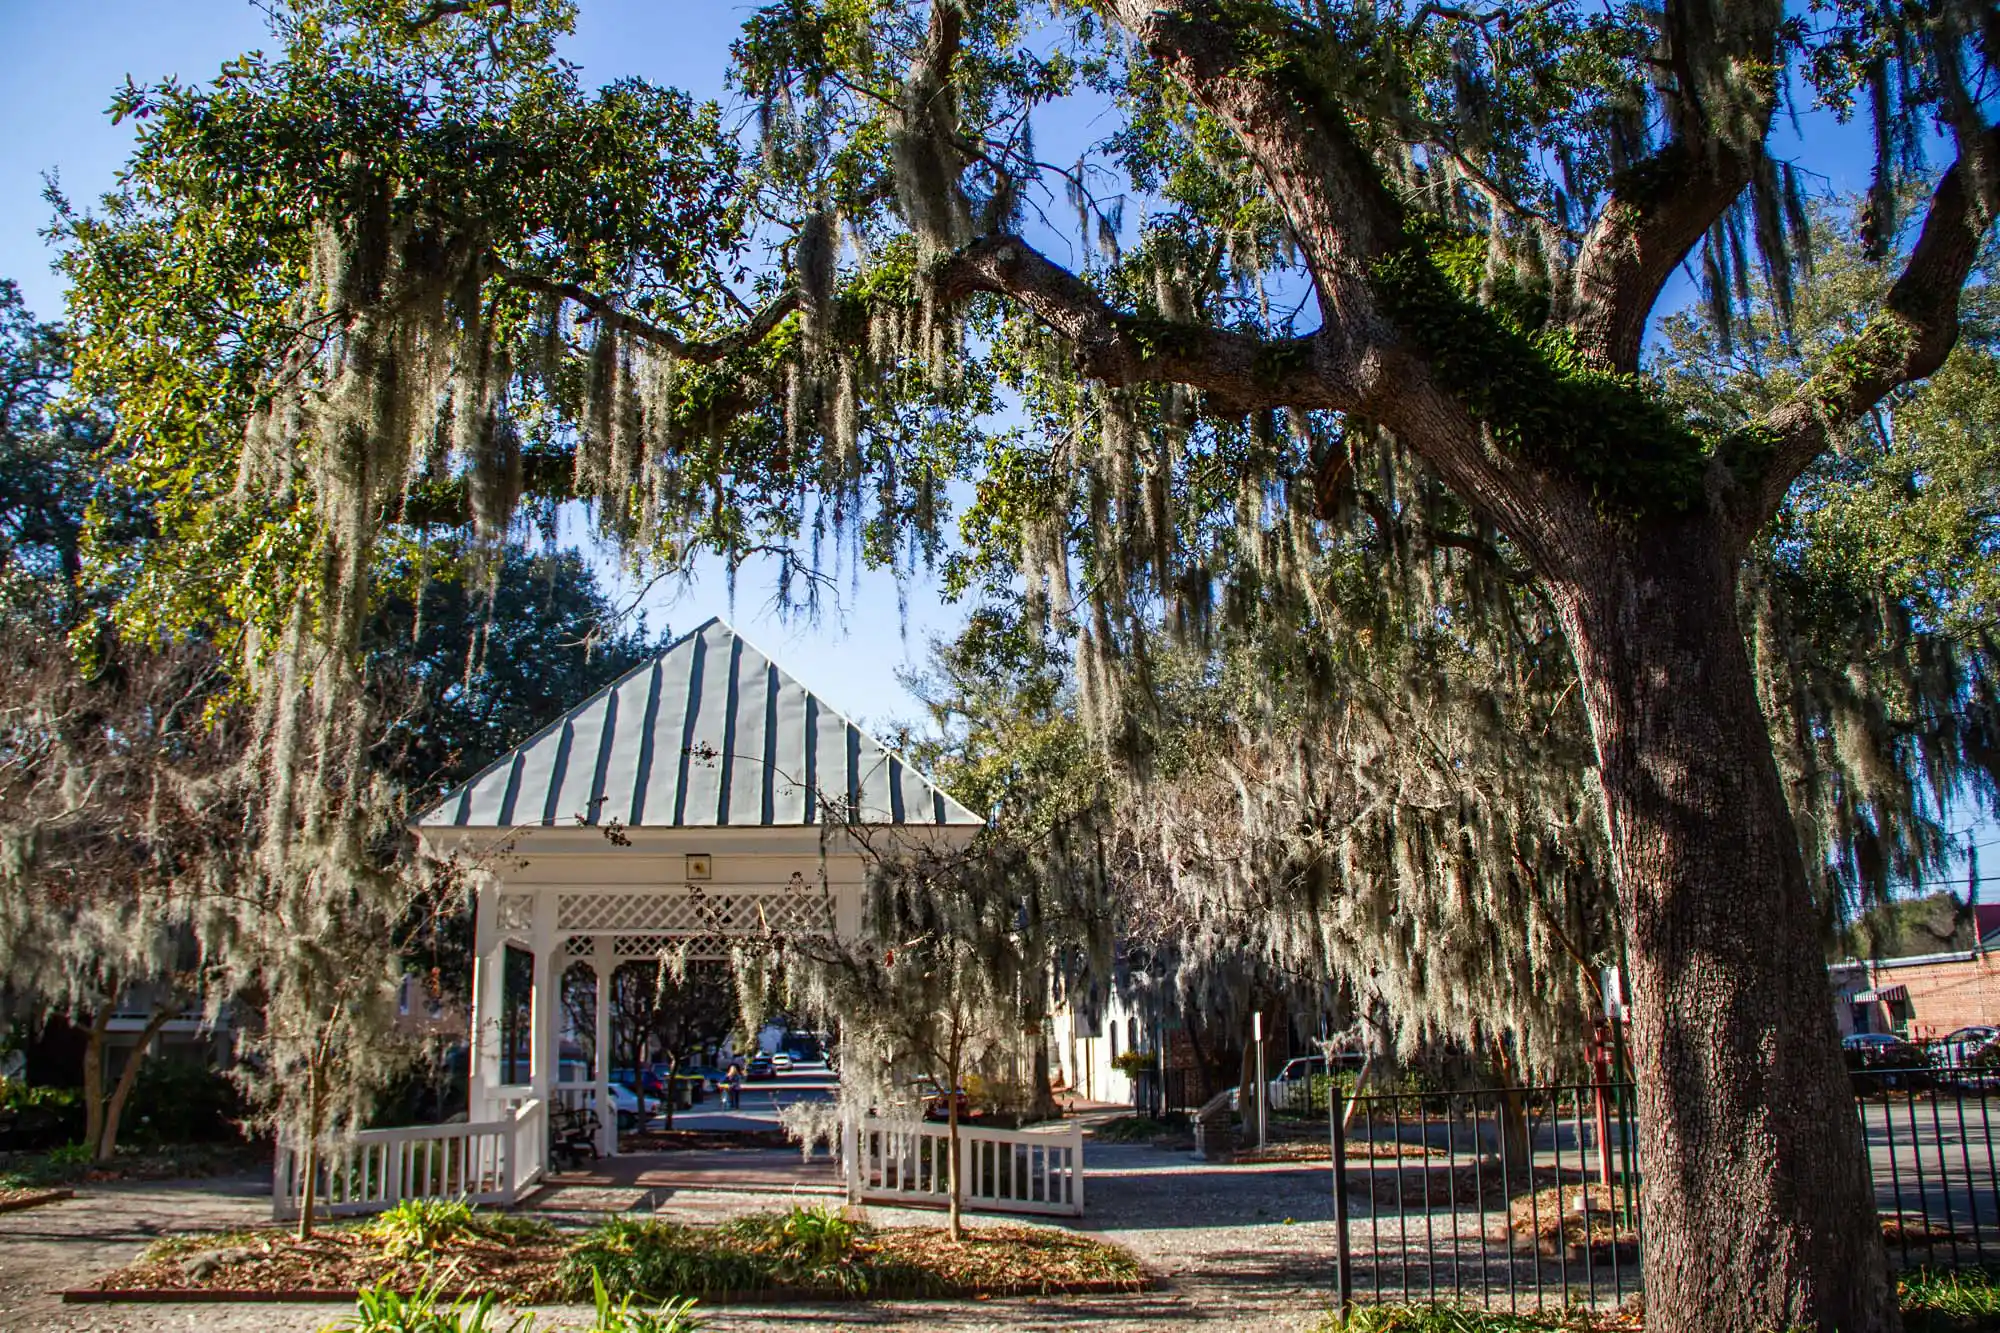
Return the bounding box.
[416,618,983,830]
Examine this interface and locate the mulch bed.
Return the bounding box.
[75,1216,1146,1305]
[83,1223,572,1304]
[1502,1181,1641,1265]
[0,1185,73,1213]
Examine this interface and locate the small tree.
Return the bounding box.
[788,824,1109,1239]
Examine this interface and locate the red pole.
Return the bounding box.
[1590,1020,1615,1188]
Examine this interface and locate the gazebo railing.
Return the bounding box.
[843,1116,1085,1217]
[271,1097,546,1220]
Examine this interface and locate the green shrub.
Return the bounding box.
[562,1207,869,1301]
[331,1279,532,1333]
[720,1206,867,1293]
[363,1198,554,1258]
[1111,1050,1157,1077]
[559,1218,764,1301]
[582,1269,703,1333]
[1091,1114,1184,1142]
[0,1080,80,1112]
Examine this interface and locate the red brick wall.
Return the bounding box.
[1858,953,2000,1040]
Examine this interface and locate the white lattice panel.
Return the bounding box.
[497,893,534,934]
[556,889,833,938]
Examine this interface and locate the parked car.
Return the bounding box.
[906,1078,972,1123]
[1931,1025,2000,1067]
[605,1080,648,1131]
[1267,1055,1326,1112]
[771,1052,794,1072]
[1843,1032,1933,1091]
[745,1053,775,1080]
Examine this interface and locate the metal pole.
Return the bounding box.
[1331,1079,1352,1316]
[1255,1011,1268,1149]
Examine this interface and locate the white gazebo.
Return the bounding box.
[274,618,1086,1221]
[413,616,984,1156]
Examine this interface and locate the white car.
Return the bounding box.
[771,1052,794,1072]
[606,1082,651,1130]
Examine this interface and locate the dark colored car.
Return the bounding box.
[1844,1032,1933,1091]
[906,1079,971,1123]
[745,1053,775,1080]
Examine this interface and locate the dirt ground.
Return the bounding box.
[0,1144,1347,1332]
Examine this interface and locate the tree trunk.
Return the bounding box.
[95,1008,174,1163]
[1028,1029,1060,1120]
[1488,1041,1531,1171]
[81,1008,111,1157]
[297,1062,327,1242]
[1552,520,1895,1333]
[945,1091,963,1242]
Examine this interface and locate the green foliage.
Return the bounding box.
[123,1059,243,1146]
[1902,1265,2000,1330]
[1090,1113,1185,1143]
[558,1218,766,1301]
[558,1207,875,1301]
[0,1080,80,1113]
[332,1278,532,1333]
[1368,228,1705,518]
[1110,1049,1156,1076]
[584,1269,702,1333]
[718,1206,866,1293]
[365,1198,556,1259]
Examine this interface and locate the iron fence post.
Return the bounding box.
[1331,1080,1352,1315]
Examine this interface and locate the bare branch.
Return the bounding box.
[1729,140,1999,537]
[1564,140,1758,373]
[491,262,799,365]
[935,234,1354,414]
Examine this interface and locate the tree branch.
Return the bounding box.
[491,263,798,365]
[1564,142,1757,374]
[936,234,1356,414]
[1105,0,1406,333]
[1729,141,1999,538]
[1562,2,1785,371]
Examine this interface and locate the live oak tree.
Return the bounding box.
[53,0,2000,1327]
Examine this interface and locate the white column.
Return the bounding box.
[529,892,559,1105]
[593,940,616,1157]
[468,883,502,1120]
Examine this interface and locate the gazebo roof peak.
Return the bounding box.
[414,616,983,831]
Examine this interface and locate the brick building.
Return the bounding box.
[1832,910,2000,1040]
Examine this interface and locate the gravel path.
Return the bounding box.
[0,1145,1348,1332]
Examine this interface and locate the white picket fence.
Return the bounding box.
[843,1117,1084,1217]
[272,1098,547,1220]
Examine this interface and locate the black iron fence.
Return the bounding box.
[1318,1071,2000,1313]
[1130,1067,1202,1117]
